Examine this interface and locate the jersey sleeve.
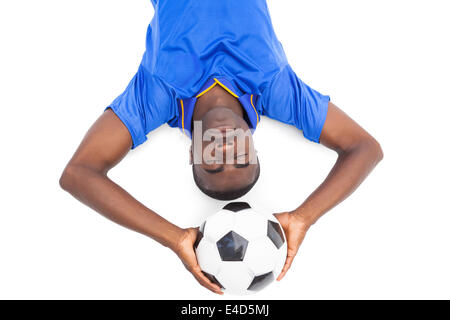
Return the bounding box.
[261,64,330,143]
[105,65,177,149]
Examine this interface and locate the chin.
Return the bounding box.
[202,108,250,132]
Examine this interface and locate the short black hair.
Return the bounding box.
[192,161,260,201]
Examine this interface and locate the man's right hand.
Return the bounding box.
[173,228,224,295]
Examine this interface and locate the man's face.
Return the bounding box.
[191,107,259,193]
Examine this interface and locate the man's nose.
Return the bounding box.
[215,140,235,154]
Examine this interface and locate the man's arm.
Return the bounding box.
[59,110,223,294]
[298,102,383,225]
[276,102,383,280]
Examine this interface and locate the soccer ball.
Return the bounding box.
[194,202,287,295]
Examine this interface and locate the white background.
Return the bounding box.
[0,0,449,299]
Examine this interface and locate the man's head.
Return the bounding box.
[191,106,260,200]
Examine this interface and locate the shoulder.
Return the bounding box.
[261,64,293,106]
[138,66,178,115]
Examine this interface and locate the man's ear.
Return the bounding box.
[189,145,193,165]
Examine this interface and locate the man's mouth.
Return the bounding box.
[215,126,236,134]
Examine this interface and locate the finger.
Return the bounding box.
[277,254,294,281]
[185,254,223,294]
[194,273,224,295]
[182,258,222,293]
[191,266,223,294]
[198,275,223,294]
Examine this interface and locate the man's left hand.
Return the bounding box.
[274,211,310,281]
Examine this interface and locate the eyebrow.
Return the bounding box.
[204,162,250,174]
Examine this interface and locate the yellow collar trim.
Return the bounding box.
[195,78,239,99]
[196,82,217,98]
[180,99,185,134]
[214,78,239,98]
[250,94,259,124]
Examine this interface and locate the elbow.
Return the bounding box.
[59,165,78,192]
[343,136,383,165]
[59,164,104,193]
[372,138,384,163]
[364,136,384,164]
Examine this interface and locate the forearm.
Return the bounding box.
[60,165,183,250]
[294,140,383,227]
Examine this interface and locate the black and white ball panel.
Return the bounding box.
[243,237,278,275]
[267,220,285,249]
[230,208,268,240]
[215,262,254,295]
[195,236,223,275]
[217,231,249,261]
[199,221,206,234]
[194,230,203,249]
[247,271,275,291]
[222,202,251,212]
[201,209,236,241]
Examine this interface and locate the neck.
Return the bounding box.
[193,85,244,121]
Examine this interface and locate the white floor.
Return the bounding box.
[1,0,449,299]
